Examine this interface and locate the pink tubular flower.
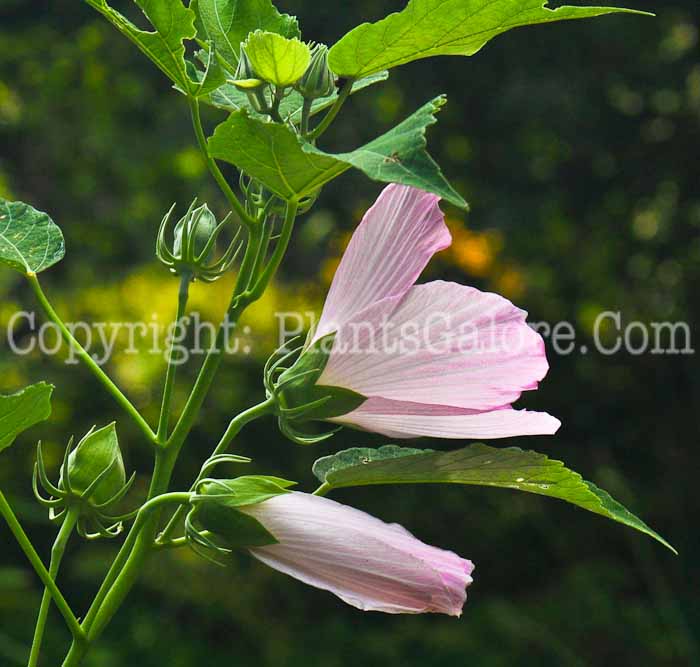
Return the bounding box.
[239,491,474,616]
[278,183,560,440]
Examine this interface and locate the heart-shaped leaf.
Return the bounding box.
[329,0,651,79]
[0,383,54,453]
[312,444,676,553]
[0,198,65,275]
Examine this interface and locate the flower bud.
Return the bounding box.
[157,200,239,283]
[296,44,336,100]
[62,423,125,507]
[173,202,217,261]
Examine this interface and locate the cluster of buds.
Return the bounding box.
[156,199,240,282]
[231,32,337,119]
[32,423,136,539]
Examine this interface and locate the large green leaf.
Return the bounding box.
[312,444,676,553]
[329,0,650,78]
[208,96,467,208]
[0,383,54,453]
[196,0,300,72]
[85,0,197,91]
[200,71,389,119]
[0,198,65,275]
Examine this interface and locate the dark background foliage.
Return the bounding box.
[0,1,698,665]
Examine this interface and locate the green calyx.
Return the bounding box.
[264,333,366,445]
[186,476,296,557]
[156,199,241,283]
[296,44,336,100]
[34,423,137,540]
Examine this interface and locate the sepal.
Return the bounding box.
[33,425,137,540]
[264,333,365,444]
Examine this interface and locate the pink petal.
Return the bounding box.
[241,492,474,616]
[314,184,450,341]
[319,281,550,411]
[331,397,561,439]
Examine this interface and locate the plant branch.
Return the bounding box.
[0,490,84,642]
[26,273,157,444]
[156,273,191,443]
[306,79,354,141]
[157,397,275,544]
[188,97,255,229]
[28,508,79,667]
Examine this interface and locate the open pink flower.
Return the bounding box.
[240,491,474,616]
[279,184,560,440]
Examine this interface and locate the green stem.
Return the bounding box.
[61,490,191,667]
[156,274,191,443]
[312,482,332,497]
[188,97,255,229]
[0,490,84,642]
[28,509,79,667]
[157,397,275,544]
[300,98,313,135]
[307,79,354,141]
[247,199,298,302]
[26,273,157,445]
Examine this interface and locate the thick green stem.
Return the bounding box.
[28,509,79,667]
[300,98,313,135]
[26,273,157,445]
[188,97,254,229]
[156,274,191,443]
[61,489,190,667]
[157,397,275,544]
[0,490,84,642]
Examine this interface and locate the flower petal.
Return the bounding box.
[331,397,561,439]
[319,281,550,411]
[241,492,473,616]
[314,184,450,341]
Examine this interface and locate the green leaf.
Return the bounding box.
[0,199,65,275]
[244,31,311,87]
[199,71,388,118]
[208,96,467,208]
[0,383,54,453]
[329,0,651,79]
[312,444,676,553]
[85,0,196,91]
[189,44,228,96]
[196,0,300,71]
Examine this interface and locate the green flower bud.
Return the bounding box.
[173,202,217,261]
[296,44,336,100]
[62,423,125,507]
[157,200,239,283]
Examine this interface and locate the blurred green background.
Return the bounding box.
[1,1,698,665]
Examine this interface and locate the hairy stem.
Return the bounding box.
[0,490,84,642]
[26,273,157,445]
[28,509,79,667]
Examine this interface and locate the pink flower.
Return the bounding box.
[281,184,560,440]
[240,491,474,616]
